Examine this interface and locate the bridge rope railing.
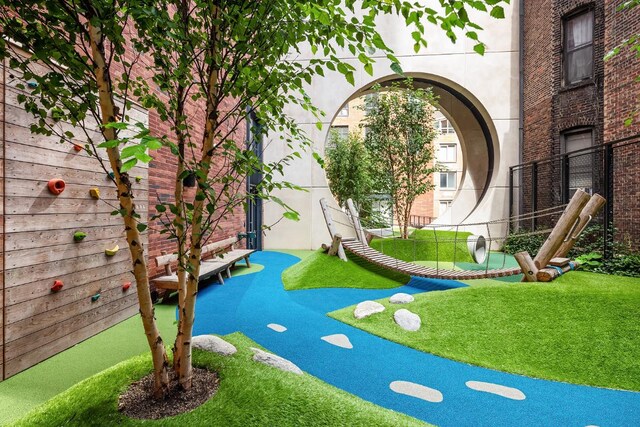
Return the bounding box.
[322,201,565,277]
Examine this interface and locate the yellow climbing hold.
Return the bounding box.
[90,188,100,199]
[105,245,119,256]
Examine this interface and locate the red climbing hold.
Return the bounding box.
[73,144,83,152]
[122,282,131,292]
[48,179,66,195]
[51,280,64,292]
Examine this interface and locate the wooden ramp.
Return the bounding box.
[342,240,522,280]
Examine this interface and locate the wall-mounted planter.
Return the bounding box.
[51,280,64,292]
[105,245,119,256]
[73,231,87,242]
[122,282,131,292]
[47,179,66,195]
[89,188,100,199]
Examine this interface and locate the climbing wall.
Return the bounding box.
[1,58,6,380]
[0,61,149,379]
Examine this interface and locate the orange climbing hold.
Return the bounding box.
[51,280,64,292]
[122,282,131,292]
[48,179,66,195]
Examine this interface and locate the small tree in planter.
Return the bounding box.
[363,81,441,239]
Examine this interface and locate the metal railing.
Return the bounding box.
[509,134,640,257]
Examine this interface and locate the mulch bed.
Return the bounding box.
[119,367,219,420]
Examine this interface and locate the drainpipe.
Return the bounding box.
[519,0,525,164]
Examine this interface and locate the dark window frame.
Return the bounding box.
[562,7,595,86]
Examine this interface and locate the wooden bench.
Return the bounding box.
[152,236,255,291]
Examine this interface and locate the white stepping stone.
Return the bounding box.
[354,300,386,319]
[465,381,526,401]
[321,334,353,349]
[267,323,287,333]
[394,309,421,331]
[251,347,303,375]
[389,293,414,304]
[390,380,443,403]
[192,335,237,356]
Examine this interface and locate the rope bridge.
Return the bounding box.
[319,198,569,280]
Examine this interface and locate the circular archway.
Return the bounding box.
[324,73,499,226]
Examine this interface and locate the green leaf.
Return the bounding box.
[490,6,505,19]
[390,62,404,76]
[473,43,486,55]
[137,223,148,232]
[120,158,137,172]
[283,211,300,221]
[103,122,129,130]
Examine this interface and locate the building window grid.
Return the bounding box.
[337,104,349,117]
[563,9,594,85]
[439,143,457,163]
[437,118,455,134]
[439,171,457,190]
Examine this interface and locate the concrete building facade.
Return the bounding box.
[263,4,521,249]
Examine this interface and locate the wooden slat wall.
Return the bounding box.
[1,62,149,380]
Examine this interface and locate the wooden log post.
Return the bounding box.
[553,194,606,259]
[537,262,579,282]
[515,251,538,282]
[328,234,343,257]
[346,198,367,245]
[533,189,591,270]
[319,198,347,261]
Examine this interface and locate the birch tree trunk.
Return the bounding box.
[177,5,221,388]
[87,22,170,399]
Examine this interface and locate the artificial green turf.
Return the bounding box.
[0,263,263,426]
[281,249,409,291]
[369,229,474,264]
[12,333,427,427]
[329,271,640,391]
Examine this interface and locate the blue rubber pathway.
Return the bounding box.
[191,251,640,426]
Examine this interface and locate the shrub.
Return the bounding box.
[501,229,547,257]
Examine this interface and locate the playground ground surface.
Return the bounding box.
[1,250,639,426]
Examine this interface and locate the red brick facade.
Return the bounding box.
[523,0,606,163]
[522,0,640,248]
[112,53,247,278]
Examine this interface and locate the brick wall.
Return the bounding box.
[113,52,247,279]
[603,1,640,140]
[523,0,605,164]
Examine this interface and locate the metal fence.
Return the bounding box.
[509,135,640,258]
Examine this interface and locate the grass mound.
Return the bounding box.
[369,229,474,264]
[282,249,409,291]
[13,333,426,427]
[329,271,640,391]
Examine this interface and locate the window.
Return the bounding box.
[330,126,349,140]
[439,200,452,214]
[564,10,594,85]
[337,104,349,117]
[563,129,594,196]
[439,144,457,163]
[437,118,455,134]
[439,172,457,190]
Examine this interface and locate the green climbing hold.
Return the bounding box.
[107,171,115,179]
[135,176,143,182]
[73,231,87,242]
[91,293,101,302]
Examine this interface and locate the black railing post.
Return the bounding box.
[603,143,614,259]
[531,162,538,230]
[508,167,514,232]
[562,153,570,203]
